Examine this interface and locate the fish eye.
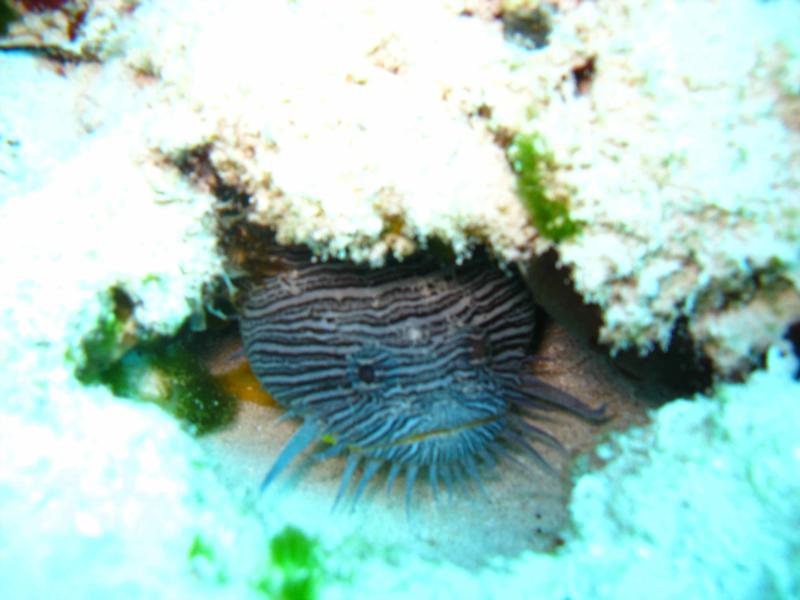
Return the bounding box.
[469,332,492,365]
[357,364,376,383]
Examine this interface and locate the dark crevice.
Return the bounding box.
[522,249,713,398]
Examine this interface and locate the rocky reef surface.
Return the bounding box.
[1,1,799,598]
[4,0,798,373]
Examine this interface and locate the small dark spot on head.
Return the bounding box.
[571,56,596,96]
[502,8,552,50]
[471,337,488,361]
[468,332,494,367]
[476,104,492,119]
[357,363,376,383]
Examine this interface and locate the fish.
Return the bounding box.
[239,245,605,508]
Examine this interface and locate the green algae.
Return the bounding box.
[105,342,236,434]
[502,5,552,50]
[74,288,236,434]
[188,535,216,562]
[72,313,127,379]
[0,1,18,36]
[255,527,325,600]
[187,534,230,585]
[187,527,326,600]
[73,287,136,383]
[509,132,582,242]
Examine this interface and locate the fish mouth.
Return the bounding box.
[362,414,502,450]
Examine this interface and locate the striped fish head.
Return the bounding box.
[239,250,605,505]
[333,331,515,466]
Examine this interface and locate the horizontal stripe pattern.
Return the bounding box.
[240,248,540,480]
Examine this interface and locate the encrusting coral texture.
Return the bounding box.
[4,0,796,375]
[2,0,800,597]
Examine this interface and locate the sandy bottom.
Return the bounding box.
[199,321,658,568]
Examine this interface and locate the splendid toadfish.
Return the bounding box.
[239,246,605,507]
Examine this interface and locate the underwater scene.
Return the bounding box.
[1,1,799,598]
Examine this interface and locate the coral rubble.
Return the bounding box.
[2,0,800,597]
